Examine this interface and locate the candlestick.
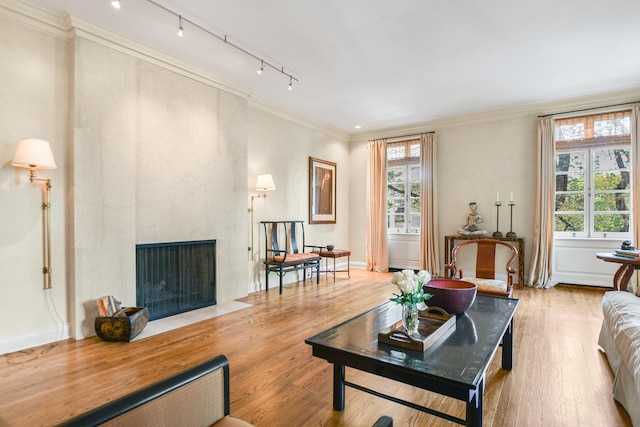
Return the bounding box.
[496,192,500,202]
[510,192,514,202]
[506,201,517,237]
[493,201,503,237]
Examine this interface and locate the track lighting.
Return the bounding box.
[111,0,121,9]
[142,0,298,90]
[177,15,184,37]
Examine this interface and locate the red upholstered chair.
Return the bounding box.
[446,239,518,298]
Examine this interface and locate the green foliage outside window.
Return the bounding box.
[387,141,422,233]
[554,148,631,234]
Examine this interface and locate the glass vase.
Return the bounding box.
[402,304,419,335]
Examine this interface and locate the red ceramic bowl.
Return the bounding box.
[423,278,477,314]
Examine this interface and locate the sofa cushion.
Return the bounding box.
[601,291,640,412]
[603,292,640,364]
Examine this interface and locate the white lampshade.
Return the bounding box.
[255,174,276,192]
[12,138,57,170]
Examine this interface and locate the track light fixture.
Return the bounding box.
[142,0,298,90]
[177,15,184,37]
[111,0,121,9]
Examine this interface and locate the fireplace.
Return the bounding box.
[136,240,216,321]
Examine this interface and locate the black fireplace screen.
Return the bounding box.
[136,240,216,321]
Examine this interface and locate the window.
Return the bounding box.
[554,110,632,238]
[387,140,421,233]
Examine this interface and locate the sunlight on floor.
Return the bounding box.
[133,301,251,340]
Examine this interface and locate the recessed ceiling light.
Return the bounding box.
[354,125,362,129]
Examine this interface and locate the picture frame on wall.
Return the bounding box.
[309,157,337,224]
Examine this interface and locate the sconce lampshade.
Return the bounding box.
[12,138,57,170]
[255,174,276,192]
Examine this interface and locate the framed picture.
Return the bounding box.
[309,157,337,224]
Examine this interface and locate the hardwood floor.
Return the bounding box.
[0,270,632,426]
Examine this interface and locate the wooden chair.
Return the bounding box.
[446,239,518,298]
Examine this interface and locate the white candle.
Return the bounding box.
[497,192,500,202]
[510,192,514,202]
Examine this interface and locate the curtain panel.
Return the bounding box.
[529,117,555,288]
[419,133,440,274]
[366,139,389,272]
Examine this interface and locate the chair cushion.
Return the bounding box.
[460,277,509,296]
[271,252,320,263]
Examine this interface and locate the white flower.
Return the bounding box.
[417,270,431,285]
[390,269,433,307]
[392,270,419,294]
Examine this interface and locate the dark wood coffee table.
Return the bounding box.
[305,295,519,426]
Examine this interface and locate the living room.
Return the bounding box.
[1,1,639,425]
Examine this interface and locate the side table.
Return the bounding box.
[319,249,351,282]
[596,252,640,291]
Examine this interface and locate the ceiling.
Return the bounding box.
[25,0,640,133]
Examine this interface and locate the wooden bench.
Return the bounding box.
[261,221,321,294]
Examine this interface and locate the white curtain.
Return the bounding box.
[529,117,555,288]
[419,133,440,274]
[366,139,389,272]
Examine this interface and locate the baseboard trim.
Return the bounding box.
[0,323,70,356]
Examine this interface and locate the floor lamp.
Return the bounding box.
[248,174,276,260]
[12,138,57,290]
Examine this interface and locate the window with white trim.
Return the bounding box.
[554,110,632,238]
[387,140,421,233]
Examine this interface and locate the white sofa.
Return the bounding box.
[598,290,640,426]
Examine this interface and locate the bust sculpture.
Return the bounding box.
[457,202,488,236]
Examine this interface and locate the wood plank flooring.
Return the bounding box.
[0,270,632,426]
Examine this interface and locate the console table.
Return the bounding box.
[444,235,525,287]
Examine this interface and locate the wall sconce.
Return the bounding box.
[12,138,57,290]
[248,174,276,260]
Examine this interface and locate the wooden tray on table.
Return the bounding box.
[378,307,456,352]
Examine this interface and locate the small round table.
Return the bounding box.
[596,252,640,291]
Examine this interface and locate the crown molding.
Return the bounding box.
[351,86,640,143]
[248,96,350,141]
[67,15,253,100]
[0,0,69,39]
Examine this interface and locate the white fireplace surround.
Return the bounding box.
[70,34,249,339]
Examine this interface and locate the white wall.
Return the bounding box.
[0,8,70,351]
[247,105,350,290]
